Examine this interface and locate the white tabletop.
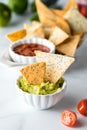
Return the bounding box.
[0,1,87,130]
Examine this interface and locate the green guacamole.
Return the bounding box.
[17,77,64,95]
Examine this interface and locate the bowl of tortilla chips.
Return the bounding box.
[6,0,84,59]
[8,37,55,64]
[16,52,75,110]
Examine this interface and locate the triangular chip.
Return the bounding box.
[35,0,57,22]
[32,21,55,39]
[64,8,87,33]
[49,27,69,45]
[51,0,77,17]
[56,34,81,57]
[20,62,46,85]
[72,32,84,38]
[51,9,66,17]
[42,15,71,34]
[51,0,77,34]
[39,17,57,28]
[43,26,55,39]
[25,23,45,38]
[6,29,26,42]
[32,20,57,39]
[73,32,84,47]
[35,51,75,83]
[35,0,71,34]
[56,17,71,34]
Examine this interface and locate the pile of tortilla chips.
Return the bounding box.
[20,52,75,85]
[6,0,87,57]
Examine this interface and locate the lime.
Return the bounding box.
[0,3,11,27]
[8,0,28,14]
[29,12,39,22]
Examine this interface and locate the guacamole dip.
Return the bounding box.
[17,77,64,95]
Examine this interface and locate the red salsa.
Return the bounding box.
[13,43,50,56]
[78,3,87,18]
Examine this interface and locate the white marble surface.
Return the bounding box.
[0,0,87,130]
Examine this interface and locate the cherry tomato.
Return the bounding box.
[80,7,87,17]
[61,110,77,127]
[77,99,87,116]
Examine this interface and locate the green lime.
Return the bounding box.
[0,3,11,27]
[29,12,39,22]
[8,0,28,14]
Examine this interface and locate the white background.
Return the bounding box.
[0,0,87,130]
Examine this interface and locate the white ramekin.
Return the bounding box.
[16,79,67,110]
[8,38,55,64]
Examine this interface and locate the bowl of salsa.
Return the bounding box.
[8,38,55,64]
[77,0,87,18]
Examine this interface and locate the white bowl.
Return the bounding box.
[16,79,67,110]
[8,38,55,64]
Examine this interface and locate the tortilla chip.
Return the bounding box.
[43,26,55,39]
[41,17,57,29]
[6,29,26,42]
[42,13,71,34]
[51,0,77,17]
[32,20,57,39]
[73,32,84,47]
[49,27,69,46]
[32,20,55,38]
[35,0,57,22]
[36,0,71,34]
[24,23,31,29]
[35,51,75,83]
[56,34,81,57]
[51,9,66,17]
[73,31,83,36]
[20,62,46,85]
[25,23,45,38]
[40,15,71,35]
[64,8,87,33]
[56,17,71,34]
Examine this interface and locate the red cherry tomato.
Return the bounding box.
[80,7,87,17]
[77,99,87,116]
[61,110,77,127]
